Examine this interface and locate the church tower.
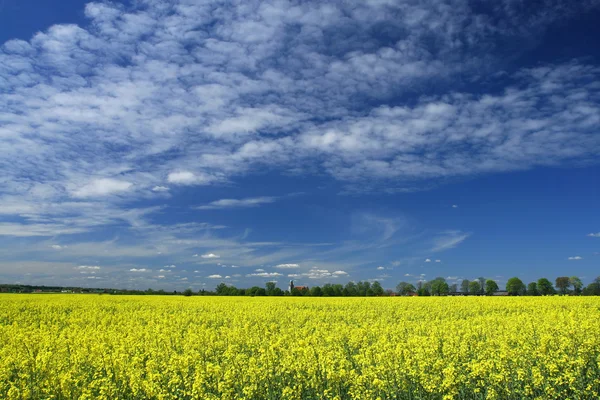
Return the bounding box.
[289,280,294,293]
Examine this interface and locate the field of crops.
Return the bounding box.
[0,295,599,399]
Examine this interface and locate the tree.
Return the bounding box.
[478,277,486,294]
[417,286,430,296]
[265,281,276,295]
[555,277,570,295]
[183,288,193,297]
[247,286,266,296]
[570,276,583,295]
[333,284,344,296]
[215,283,229,295]
[396,282,416,296]
[371,281,384,296]
[309,286,322,296]
[485,280,499,295]
[430,277,449,296]
[357,281,371,296]
[469,280,481,295]
[506,277,525,296]
[583,277,600,295]
[537,278,554,295]
[344,282,358,296]
[527,282,538,296]
[460,279,470,294]
[449,283,458,293]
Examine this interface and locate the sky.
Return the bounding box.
[0,0,599,291]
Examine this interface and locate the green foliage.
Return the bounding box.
[468,281,481,295]
[555,277,571,295]
[430,277,449,296]
[570,276,583,295]
[506,277,525,296]
[396,282,416,296]
[485,280,499,295]
[527,282,538,296]
[460,279,470,294]
[371,281,384,296]
[537,278,554,295]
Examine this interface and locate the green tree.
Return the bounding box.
[460,279,470,294]
[537,278,554,295]
[468,280,481,295]
[485,279,499,295]
[430,277,449,296]
[309,286,323,296]
[478,277,486,294]
[357,281,371,296]
[555,277,570,295]
[183,288,193,297]
[506,277,525,296]
[371,281,384,296]
[527,282,538,296]
[417,287,430,296]
[396,282,416,296]
[215,283,229,295]
[265,281,276,295]
[344,282,358,296]
[569,276,583,295]
[332,284,344,296]
[583,277,600,295]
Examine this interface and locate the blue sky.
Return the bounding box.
[0,0,599,291]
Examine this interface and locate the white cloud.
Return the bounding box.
[76,265,101,270]
[0,0,598,285]
[255,268,265,272]
[435,259,441,263]
[156,275,165,279]
[201,253,220,259]
[568,256,583,260]
[0,223,87,237]
[168,171,217,186]
[332,270,348,275]
[207,274,223,279]
[588,233,600,237]
[452,205,458,208]
[275,263,300,269]
[72,179,132,198]
[246,272,283,277]
[196,196,277,210]
[377,266,385,270]
[164,265,177,268]
[425,259,431,262]
[287,274,300,277]
[129,268,148,272]
[152,186,169,192]
[51,245,64,250]
[431,231,470,252]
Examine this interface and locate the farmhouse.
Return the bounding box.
[288,280,309,293]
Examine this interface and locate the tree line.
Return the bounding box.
[211,275,600,297]
[396,276,600,296]
[4,275,600,297]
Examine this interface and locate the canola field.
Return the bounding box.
[0,295,599,400]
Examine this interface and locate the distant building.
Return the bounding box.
[288,280,309,293]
